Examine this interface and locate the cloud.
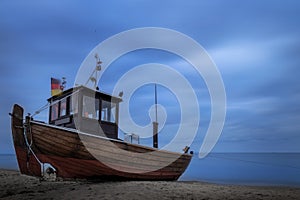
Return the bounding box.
[1,0,300,154]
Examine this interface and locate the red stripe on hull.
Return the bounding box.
[15,146,41,177]
[42,155,181,180]
[15,146,182,180]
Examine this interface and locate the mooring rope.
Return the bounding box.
[23,89,81,176]
[23,118,43,166]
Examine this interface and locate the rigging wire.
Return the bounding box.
[31,89,81,118]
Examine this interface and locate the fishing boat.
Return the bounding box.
[10,59,192,181]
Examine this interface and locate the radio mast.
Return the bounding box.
[85,53,102,90]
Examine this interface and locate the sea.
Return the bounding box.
[181,153,300,187]
[1,153,300,187]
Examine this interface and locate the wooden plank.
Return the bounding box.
[34,131,189,170]
[32,123,191,162]
[28,119,192,180]
[32,121,192,158]
[38,153,181,180]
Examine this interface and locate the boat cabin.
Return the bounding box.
[47,86,122,139]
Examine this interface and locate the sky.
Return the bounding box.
[1,0,300,156]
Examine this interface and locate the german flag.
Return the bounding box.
[51,78,62,96]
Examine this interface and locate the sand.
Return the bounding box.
[0,170,299,200]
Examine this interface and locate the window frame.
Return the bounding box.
[82,95,100,120]
[100,99,117,124]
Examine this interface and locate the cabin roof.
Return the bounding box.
[47,85,122,102]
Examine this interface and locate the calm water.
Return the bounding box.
[0,154,18,171]
[181,153,300,186]
[1,153,300,186]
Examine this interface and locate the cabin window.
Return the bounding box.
[101,100,116,123]
[70,93,78,115]
[82,95,99,120]
[60,98,67,116]
[51,103,59,121]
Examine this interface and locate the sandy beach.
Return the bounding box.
[0,169,299,200]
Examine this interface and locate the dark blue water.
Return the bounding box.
[0,154,18,171]
[181,153,300,186]
[1,153,300,186]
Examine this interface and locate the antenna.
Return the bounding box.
[61,77,66,90]
[153,84,158,148]
[85,53,102,90]
[95,53,102,71]
[155,84,158,122]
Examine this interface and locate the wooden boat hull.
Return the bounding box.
[11,104,192,180]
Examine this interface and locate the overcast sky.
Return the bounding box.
[1,0,300,155]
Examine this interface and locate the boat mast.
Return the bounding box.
[153,84,158,148]
[85,53,102,90]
